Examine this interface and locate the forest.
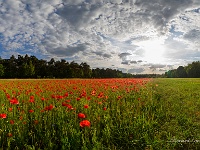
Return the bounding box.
[0,54,138,78]
[2,54,199,79]
[165,61,200,78]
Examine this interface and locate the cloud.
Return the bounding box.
[0,0,200,74]
[91,51,112,58]
[149,64,166,70]
[121,61,129,65]
[130,60,137,64]
[118,52,132,58]
[184,29,200,43]
[137,60,143,63]
[48,43,88,56]
[128,68,144,74]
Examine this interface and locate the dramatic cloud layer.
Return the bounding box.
[0,0,200,74]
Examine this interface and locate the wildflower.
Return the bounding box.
[62,102,67,106]
[78,113,86,119]
[19,116,23,120]
[7,133,13,137]
[103,107,107,111]
[80,120,91,128]
[6,93,10,99]
[10,120,14,124]
[65,100,70,103]
[57,95,63,99]
[29,99,35,103]
[34,120,39,125]
[44,104,54,111]
[30,95,34,99]
[8,107,12,112]
[29,109,34,113]
[10,98,19,105]
[62,102,73,109]
[117,96,122,100]
[0,113,7,119]
[91,90,96,96]
[84,104,89,109]
[97,92,104,98]
[98,102,102,105]
[63,92,68,97]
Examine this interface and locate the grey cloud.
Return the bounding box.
[130,60,137,64]
[118,52,131,58]
[56,2,103,29]
[134,0,196,33]
[159,68,167,72]
[121,61,129,65]
[184,29,200,41]
[91,51,112,58]
[117,67,127,73]
[149,64,166,69]
[49,43,87,56]
[128,68,144,74]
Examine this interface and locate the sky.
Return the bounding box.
[0,0,200,74]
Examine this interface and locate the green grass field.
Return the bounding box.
[0,78,200,150]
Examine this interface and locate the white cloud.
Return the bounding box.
[0,0,200,74]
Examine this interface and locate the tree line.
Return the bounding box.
[165,61,200,78]
[0,54,136,78]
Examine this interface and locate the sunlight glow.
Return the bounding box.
[139,39,166,64]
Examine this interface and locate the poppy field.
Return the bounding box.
[0,78,200,149]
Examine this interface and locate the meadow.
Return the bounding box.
[0,78,200,150]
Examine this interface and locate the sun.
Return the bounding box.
[139,39,166,64]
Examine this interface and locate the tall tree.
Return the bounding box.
[80,62,92,78]
[0,64,4,77]
[176,66,187,78]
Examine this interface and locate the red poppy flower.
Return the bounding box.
[0,113,7,119]
[6,94,10,99]
[65,100,71,103]
[91,90,96,96]
[34,120,39,125]
[19,116,23,120]
[84,104,89,109]
[80,120,90,128]
[29,109,34,113]
[97,92,104,98]
[58,95,63,99]
[8,107,12,112]
[44,104,54,111]
[30,95,34,99]
[117,96,122,100]
[29,99,35,103]
[10,120,14,124]
[7,133,13,137]
[63,92,68,97]
[78,113,86,119]
[10,98,19,105]
[103,107,107,111]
